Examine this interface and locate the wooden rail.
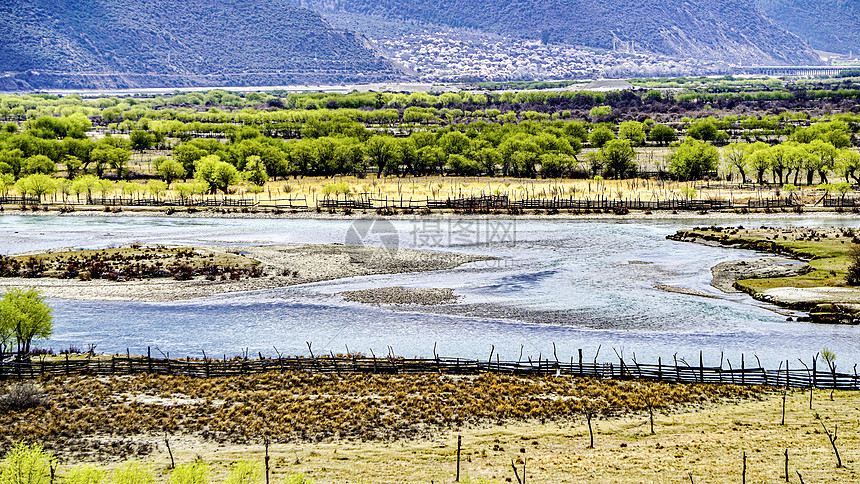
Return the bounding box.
[4,194,804,212]
[1,353,855,390]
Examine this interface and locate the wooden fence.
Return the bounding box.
[822,196,860,208]
[3,194,803,212]
[1,352,856,390]
[0,196,41,205]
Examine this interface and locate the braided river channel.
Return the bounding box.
[3,214,860,368]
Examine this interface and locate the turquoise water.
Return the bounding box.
[2,214,860,368]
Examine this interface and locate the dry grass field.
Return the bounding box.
[3,373,860,482]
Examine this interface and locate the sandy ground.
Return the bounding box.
[341,286,458,305]
[79,390,860,484]
[760,287,860,307]
[0,245,489,302]
[711,257,810,293]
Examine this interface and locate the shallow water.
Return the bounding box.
[2,214,860,367]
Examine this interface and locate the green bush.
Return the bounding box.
[168,460,209,484]
[62,466,107,484]
[111,462,153,484]
[224,461,262,484]
[0,442,56,484]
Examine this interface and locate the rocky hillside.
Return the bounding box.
[0,0,400,90]
[293,0,821,65]
[755,0,860,55]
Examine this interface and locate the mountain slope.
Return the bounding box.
[755,0,860,55]
[293,0,820,65]
[0,0,399,90]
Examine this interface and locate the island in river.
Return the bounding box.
[670,226,860,324]
[0,244,490,303]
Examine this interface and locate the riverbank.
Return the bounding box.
[0,244,490,302]
[670,226,860,323]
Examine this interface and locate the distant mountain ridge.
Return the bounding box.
[0,0,399,91]
[292,0,821,65]
[755,0,860,55]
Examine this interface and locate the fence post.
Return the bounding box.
[812,358,817,388]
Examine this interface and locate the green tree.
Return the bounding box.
[194,156,239,194]
[669,138,719,180]
[618,121,645,146]
[446,153,480,176]
[721,143,749,183]
[808,140,838,185]
[0,288,53,358]
[146,180,168,200]
[836,149,860,185]
[71,175,100,203]
[0,149,25,178]
[241,156,268,187]
[173,144,209,178]
[129,130,155,152]
[588,105,611,120]
[600,139,637,179]
[687,118,718,141]
[63,155,83,179]
[589,125,615,148]
[22,155,56,175]
[364,136,398,178]
[438,131,470,156]
[748,149,772,185]
[15,174,56,202]
[0,173,15,197]
[647,124,676,145]
[155,158,185,186]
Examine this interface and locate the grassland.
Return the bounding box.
[670,226,860,320]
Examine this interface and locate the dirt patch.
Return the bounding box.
[711,257,809,293]
[341,286,458,305]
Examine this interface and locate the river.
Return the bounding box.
[2,214,859,368]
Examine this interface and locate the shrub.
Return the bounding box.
[224,461,262,484]
[0,442,56,484]
[111,462,153,484]
[0,384,48,413]
[62,466,107,484]
[169,460,209,484]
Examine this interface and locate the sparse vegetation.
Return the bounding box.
[0,372,760,461]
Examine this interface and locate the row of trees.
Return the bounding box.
[0,107,858,191]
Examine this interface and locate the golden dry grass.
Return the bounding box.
[60,388,860,483]
[1,373,757,463]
